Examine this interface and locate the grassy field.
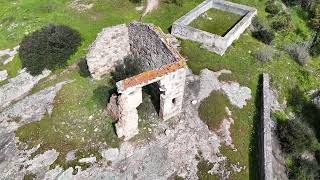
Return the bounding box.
[189,8,243,36]
[0,0,320,179]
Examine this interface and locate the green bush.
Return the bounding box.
[19,24,82,75]
[310,4,320,29]
[266,1,282,15]
[271,13,292,31]
[252,17,275,45]
[284,42,310,66]
[290,157,320,180]
[277,118,319,155]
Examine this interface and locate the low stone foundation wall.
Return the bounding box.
[260,73,273,180]
[171,0,257,55]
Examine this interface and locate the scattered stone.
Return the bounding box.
[79,157,96,164]
[101,148,119,162]
[0,45,19,65]
[216,118,235,149]
[135,6,144,11]
[68,0,94,12]
[191,100,198,105]
[26,149,59,172]
[0,69,51,110]
[313,95,320,109]
[44,166,63,179]
[66,150,77,161]
[231,162,245,173]
[0,70,8,81]
[225,107,232,116]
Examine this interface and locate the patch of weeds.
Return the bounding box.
[23,172,36,180]
[272,110,288,123]
[197,158,219,180]
[0,54,10,63]
[218,73,240,82]
[50,148,103,171]
[198,91,232,130]
[2,55,22,77]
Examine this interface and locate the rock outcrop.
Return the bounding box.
[0,69,51,110]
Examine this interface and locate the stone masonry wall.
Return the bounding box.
[128,22,179,72]
[159,68,186,120]
[261,73,273,180]
[86,24,130,79]
[172,0,257,55]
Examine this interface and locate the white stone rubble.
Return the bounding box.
[0,70,8,81]
[101,148,119,161]
[79,157,97,164]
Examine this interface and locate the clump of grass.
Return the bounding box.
[198,91,231,130]
[284,42,310,66]
[254,47,276,63]
[197,158,220,180]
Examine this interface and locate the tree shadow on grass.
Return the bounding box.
[249,74,262,180]
[92,79,117,109]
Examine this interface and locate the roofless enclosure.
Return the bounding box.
[172,0,257,55]
[91,22,188,140]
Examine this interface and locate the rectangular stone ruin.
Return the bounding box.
[87,22,187,140]
[171,0,257,55]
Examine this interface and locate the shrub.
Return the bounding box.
[19,24,82,75]
[310,4,320,29]
[271,12,292,31]
[290,157,320,180]
[266,1,282,15]
[277,118,318,155]
[254,47,276,62]
[310,36,320,56]
[284,42,310,65]
[252,17,275,45]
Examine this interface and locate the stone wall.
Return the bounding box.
[86,24,130,79]
[99,22,188,140]
[171,0,257,55]
[261,73,273,180]
[128,22,180,72]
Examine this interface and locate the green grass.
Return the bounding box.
[189,8,243,36]
[15,69,119,169]
[0,0,320,179]
[199,91,232,130]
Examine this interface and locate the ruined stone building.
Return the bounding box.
[86,22,187,140]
